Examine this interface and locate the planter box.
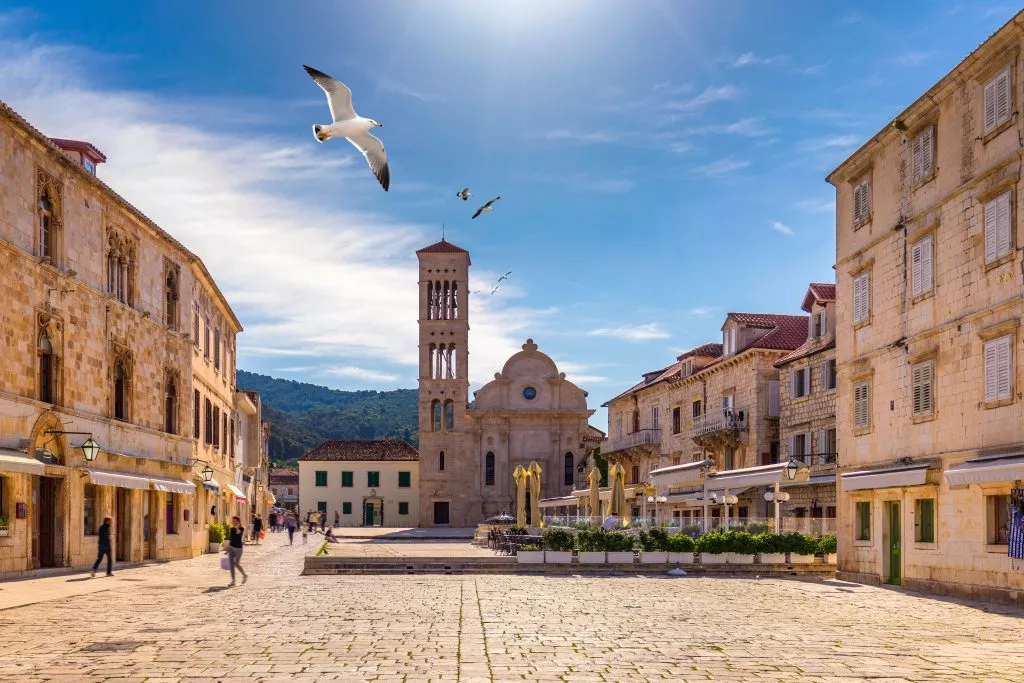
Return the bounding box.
[577,551,606,564]
[667,552,695,564]
[544,551,573,564]
[787,553,816,564]
[516,551,545,564]
[639,551,668,564]
[726,553,755,564]
[826,553,837,565]
[699,552,728,564]
[758,553,787,564]
[606,551,636,564]
[208,542,222,554]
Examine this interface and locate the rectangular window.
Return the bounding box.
[651,406,659,430]
[853,176,871,224]
[984,335,1013,402]
[823,359,837,390]
[204,398,212,444]
[229,418,235,458]
[910,235,934,296]
[672,407,681,435]
[83,484,97,536]
[724,446,735,470]
[791,367,811,398]
[824,428,837,459]
[193,390,201,439]
[192,303,200,348]
[204,316,210,359]
[342,501,352,515]
[910,125,935,183]
[915,498,935,543]
[367,471,380,488]
[983,66,1011,133]
[984,191,1012,263]
[769,441,780,464]
[222,413,228,453]
[853,380,871,430]
[315,471,327,487]
[630,465,640,484]
[213,407,220,449]
[912,361,935,416]
[342,471,353,487]
[166,495,178,535]
[855,501,871,541]
[398,471,411,488]
[615,416,622,439]
[811,310,826,338]
[398,502,409,515]
[853,272,870,324]
[692,400,701,419]
[317,501,327,513]
[987,494,1010,544]
[214,329,221,369]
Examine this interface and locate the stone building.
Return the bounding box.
[236,390,271,528]
[774,283,838,535]
[298,439,419,527]
[828,10,1024,603]
[0,100,245,576]
[415,240,596,527]
[269,468,299,511]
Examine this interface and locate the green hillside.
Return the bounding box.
[236,370,419,465]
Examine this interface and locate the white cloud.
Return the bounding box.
[684,117,771,137]
[894,51,935,67]
[794,62,830,76]
[586,323,670,342]
[770,221,794,236]
[838,13,862,25]
[731,52,786,68]
[692,157,751,178]
[376,79,439,102]
[535,129,619,144]
[663,85,739,112]
[798,134,861,152]
[668,140,694,154]
[795,198,836,214]
[326,366,401,383]
[687,306,718,317]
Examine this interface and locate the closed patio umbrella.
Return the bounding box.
[588,466,601,526]
[528,461,543,528]
[513,465,527,527]
[613,463,628,520]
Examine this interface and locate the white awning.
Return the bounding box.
[149,476,196,495]
[944,454,1024,488]
[707,462,804,489]
[538,495,578,509]
[87,469,152,490]
[0,449,45,475]
[781,474,836,488]
[841,465,930,491]
[225,483,247,502]
[650,459,713,487]
[665,487,750,506]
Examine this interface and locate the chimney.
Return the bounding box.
[49,139,107,177]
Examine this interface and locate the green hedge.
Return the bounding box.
[638,528,669,552]
[542,529,575,551]
[576,528,605,552]
[603,531,635,552]
[695,530,757,554]
[817,534,837,555]
[666,533,695,553]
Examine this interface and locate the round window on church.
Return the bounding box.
[522,386,537,400]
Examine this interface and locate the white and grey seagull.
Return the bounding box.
[457,187,471,201]
[472,196,501,219]
[304,65,390,191]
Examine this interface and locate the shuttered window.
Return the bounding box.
[910,125,935,183]
[342,471,353,487]
[853,272,870,324]
[822,359,837,390]
[315,471,327,487]
[853,177,871,224]
[983,67,1011,133]
[915,498,935,543]
[911,362,934,416]
[984,335,1013,401]
[767,380,780,417]
[853,380,871,429]
[855,501,871,541]
[984,192,1012,263]
[910,235,933,296]
[790,367,811,398]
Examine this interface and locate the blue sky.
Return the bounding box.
[1,1,1018,430]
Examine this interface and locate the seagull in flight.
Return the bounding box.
[472,196,501,219]
[304,65,390,191]
[496,271,512,283]
[490,285,501,295]
[457,188,471,201]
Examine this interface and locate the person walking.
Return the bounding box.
[90,516,114,577]
[252,514,264,545]
[319,510,327,532]
[268,510,278,533]
[226,516,248,587]
[285,512,298,545]
[334,510,340,528]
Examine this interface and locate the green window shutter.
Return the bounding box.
[398,502,409,515]
[368,471,380,487]
[343,502,352,515]
[315,471,327,487]
[398,471,411,488]
[342,471,353,487]
[317,501,327,513]
[917,498,935,543]
[856,502,871,541]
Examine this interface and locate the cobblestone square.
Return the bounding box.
[2,534,1023,682]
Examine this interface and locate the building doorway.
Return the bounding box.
[33,476,61,569]
[433,501,450,526]
[142,490,156,560]
[886,501,902,586]
[362,499,383,527]
[116,488,130,562]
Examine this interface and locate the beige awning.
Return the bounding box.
[841,465,930,491]
[149,476,196,495]
[225,483,247,502]
[538,495,578,509]
[650,459,713,487]
[0,449,45,475]
[706,462,806,489]
[945,454,1024,488]
[87,469,152,490]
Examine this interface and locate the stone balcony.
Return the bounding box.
[603,428,661,458]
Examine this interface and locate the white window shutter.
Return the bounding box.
[768,380,780,417]
[984,77,998,131]
[922,126,934,177]
[789,372,797,399]
[994,336,1012,400]
[818,428,826,460]
[804,367,812,395]
[921,235,933,293]
[820,309,827,335]
[997,193,1011,258]
[996,69,1010,124]
[854,273,870,323]
[911,241,923,296]
[921,364,933,414]
[788,435,795,459]
[808,314,815,338]
[911,131,923,182]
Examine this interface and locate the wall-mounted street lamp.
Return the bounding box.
[45,430,101,462]
[190,457,215,483]
[784,457,800,481]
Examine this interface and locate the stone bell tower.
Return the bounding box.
[415,240,475,526]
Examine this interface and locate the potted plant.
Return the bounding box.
[208,521,225,553]
[695,531,727,564]
[0,513,10,537]
[516,543,545,564]
[818,534,837,564]
[723,530,757,564]
[754,533,786,564]
[605,531,636,563]
[639,528,669,563]
[666,532,695,564]
[783,532,818,564]
[576,528,607,564]
[543,529,575,563]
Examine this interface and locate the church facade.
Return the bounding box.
[416,240,596,527]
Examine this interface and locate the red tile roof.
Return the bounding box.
[269,468,299,483]
[417,239,470,254]
[801,283,836,312]
[49,138,107,162]
[299,439,419,462]
[678,343,723,361]
[601,362,681,407]
[775,339,836,367]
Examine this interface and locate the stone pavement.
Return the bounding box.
[2,531,1024,681]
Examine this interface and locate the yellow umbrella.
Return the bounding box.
[513,465,527,527]
[605,463,618,516]
[612,463,627,518]
[528,461,543,528]
[588,466,601,526]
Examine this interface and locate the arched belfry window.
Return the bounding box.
[164,268,178,327]
[564,453,574,486]
[431,400,442,432]
[39,330,54,404]
[444,400,455,432]
[38,191,54,259]
[113,360,128,421]
[447,345,456,379]
[439,450,446,472]
[164,378,177,434]
[452,281,459,319]
[427,281,435,320]
[485,452,495,486]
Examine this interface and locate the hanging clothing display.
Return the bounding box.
[1008,488,1024,561]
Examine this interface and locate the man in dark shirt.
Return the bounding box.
[91,516,113,577]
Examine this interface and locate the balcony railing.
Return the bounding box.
[605,428,661,454]
[691,408,748,437]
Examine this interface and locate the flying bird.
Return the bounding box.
[304,65,390,191]
[472,196,501,219]
[457,188,471,201]
[496,271,512,283]
[490,285,500,295]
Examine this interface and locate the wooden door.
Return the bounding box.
[888,501,902,585]
[38,478,57,568]
[433,501,450,526]
[116,489,129,562]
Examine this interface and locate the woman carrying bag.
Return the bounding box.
[225,516,248,587]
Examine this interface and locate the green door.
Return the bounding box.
[363,502,374,527]
[888,502,901,585]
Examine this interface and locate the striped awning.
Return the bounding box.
[225,483,247,502]
[0,449,45,475]
[149,476,196,495]
[86,469,152,490]
[944,454,1024,488]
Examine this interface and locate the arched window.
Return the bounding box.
[164,379,177,434]
[439,451,446,472]
[38,191,53,259]
[452,282,459,319]
[485,452,495,486]
[442,281,450,319]
[447,345,456,379]
[432,400,442,432]
[564,453,574,486]
[39,330,54,404]
[444,400,455,432]
[113,360,128,421]
[164,269,178,327]
[426,281,434,320]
